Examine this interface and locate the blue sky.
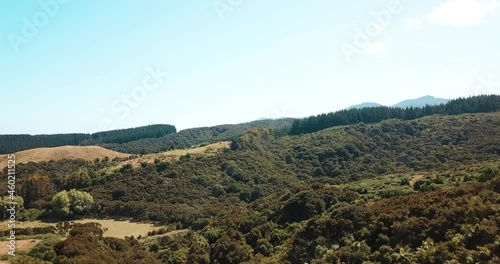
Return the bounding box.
[1,0,500,134]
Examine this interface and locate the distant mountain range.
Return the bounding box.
[346,102,383,109]
[347,96,450,110]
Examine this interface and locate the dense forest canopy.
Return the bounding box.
[0,124,176,154]
[0,134,90,155]
[86,124,177,144]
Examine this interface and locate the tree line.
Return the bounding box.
[0,124,176,154]
[86,124,176,144]
[289,95,500,135]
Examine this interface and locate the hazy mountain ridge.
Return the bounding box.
[346,102,383,109]
[392,95,450,108]
[347,95,450,109]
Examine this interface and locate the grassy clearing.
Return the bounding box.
[0,219,163,239]
[115,141,231,168]
[73,219,163,239]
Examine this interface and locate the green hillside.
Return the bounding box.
[98,118,295,154]
[2,112,500,263]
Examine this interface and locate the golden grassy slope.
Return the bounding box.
[116,141,231,168]
[0,145,130,165]
[0,141,230,169]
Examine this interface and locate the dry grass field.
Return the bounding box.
[117,141,231,168]
[0,145,129,165]
[0,219,163,240]
[73,219,163,239]
[0,142,229,169]
[0,239,42,256]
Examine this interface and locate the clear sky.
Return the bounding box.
[1,0,500,134]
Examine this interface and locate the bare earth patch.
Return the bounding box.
[0,146,129,165]
[0,239,42,255]
[410,174,424,188]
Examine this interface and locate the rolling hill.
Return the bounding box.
[115,141,231,168]
[0,145,129,164]
[346,102,383,109]
[99,118,295,154]
[392,95,450,108]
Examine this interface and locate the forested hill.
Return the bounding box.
[3,95,499,155]
[290,95,500,135]
[0,124,176,154]
[99,118,295,154]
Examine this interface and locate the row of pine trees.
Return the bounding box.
[0,124,176,154]
[289,95,500,135]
